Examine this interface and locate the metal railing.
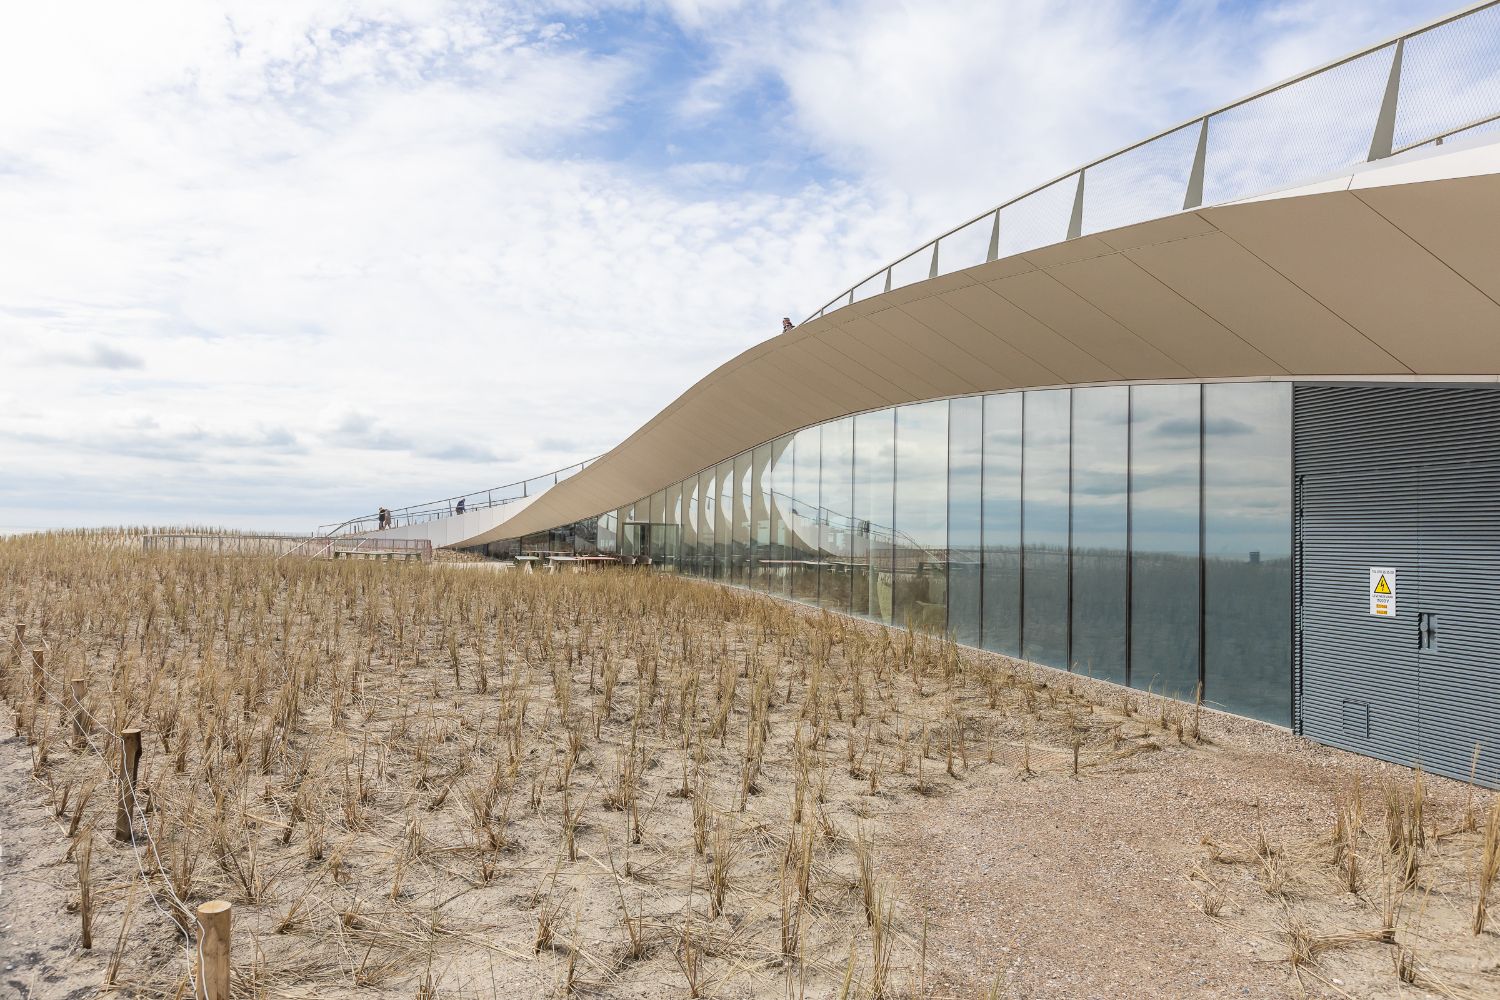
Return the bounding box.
[144,532,434,562]
[319,456,601,536]
[806,0,1500,323]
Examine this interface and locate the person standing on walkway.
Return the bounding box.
[782,317,794,333]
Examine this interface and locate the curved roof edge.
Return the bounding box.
[446,140,1500,548]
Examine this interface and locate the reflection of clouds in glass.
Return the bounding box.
[1131,384,1199,555]
[895,400,947,549]
[949,397,983,551]
[822,417,854,521]
[1206,382,1291,559]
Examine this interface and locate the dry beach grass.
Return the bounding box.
[0,531,1495,999]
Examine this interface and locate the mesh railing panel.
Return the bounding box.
[1202,44,1395,206]
[816,4,1500,322]
[996,176,1077,258]
[1082,122,1200,235]
[889,247,934,291]
[936,213,996,277]
[1395,4,1500,149]
[851,270,887,303]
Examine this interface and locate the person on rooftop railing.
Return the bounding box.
[378,507,390,530]
[455,498,466,515]
[782,317,794,333]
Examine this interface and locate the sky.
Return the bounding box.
[0,0,1463,533]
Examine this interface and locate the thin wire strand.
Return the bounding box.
[6,626,203,995]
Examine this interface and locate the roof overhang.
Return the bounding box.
[459,137,1500,547]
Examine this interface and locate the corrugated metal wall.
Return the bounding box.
[1295,384,1500,787]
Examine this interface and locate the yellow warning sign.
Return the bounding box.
[1370,567,1396,617]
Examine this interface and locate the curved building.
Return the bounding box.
[360,4,1500,786]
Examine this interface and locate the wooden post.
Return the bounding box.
[115,728,142,842]
[69,678,89,746]
[195,900,232,1000]
[30,648,44,704]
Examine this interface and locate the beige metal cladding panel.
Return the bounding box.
[1123,230,1408,374]
[1020,234,1116,269]
[861,306,993,393]
[796,336,908,407]
[815,318,948,403]
[939,282,1108,385]
[1205,190,1500,375]
[987,268,1181,380]
[1094,212,1219,252]
[1353,173,1500,314]
[895,293,1060,389]
[775,339,895,417]
[846,309,980,395]
[1046,251,1286,377]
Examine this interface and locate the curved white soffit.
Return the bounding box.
[465,138,1500,548]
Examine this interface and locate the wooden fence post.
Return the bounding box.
[70,678,89,746]
[30,648,44,704]
[195,900,232,1000]
[115,728,142,842]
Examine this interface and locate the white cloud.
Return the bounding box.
[0,0,1463,532]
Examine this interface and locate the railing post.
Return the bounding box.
[1184,116,1209,210]
[928,241,940,279]
[883,267,892,293]
[1067,169,1085,240]
[986,210,1000,262]
[1368,38,1405,161]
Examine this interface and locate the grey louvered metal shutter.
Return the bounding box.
[1295,384,1500,788]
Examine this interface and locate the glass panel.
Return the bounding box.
[667,482,682,571]
[819,418,854,613]
[982,393,1022,655]
[698,469,714,577]
[947,397,983,646]
[733,451,751,587]
[894,401,948,632]
[619,505,637,558]
[770,435,795,597]
[791,426,821,604]
[599,510,617,555]
[751,443,772,591]
[1070,387,1128,682]
[684,480,699,575]
[716,459,733,581]
[1204,382,1291,724]
[1022,390,1070,669]
[650,490,667,564]
[1130,383,1201,699]
[853,409,895,624]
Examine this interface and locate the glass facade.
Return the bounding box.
[504,382,1295,725]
